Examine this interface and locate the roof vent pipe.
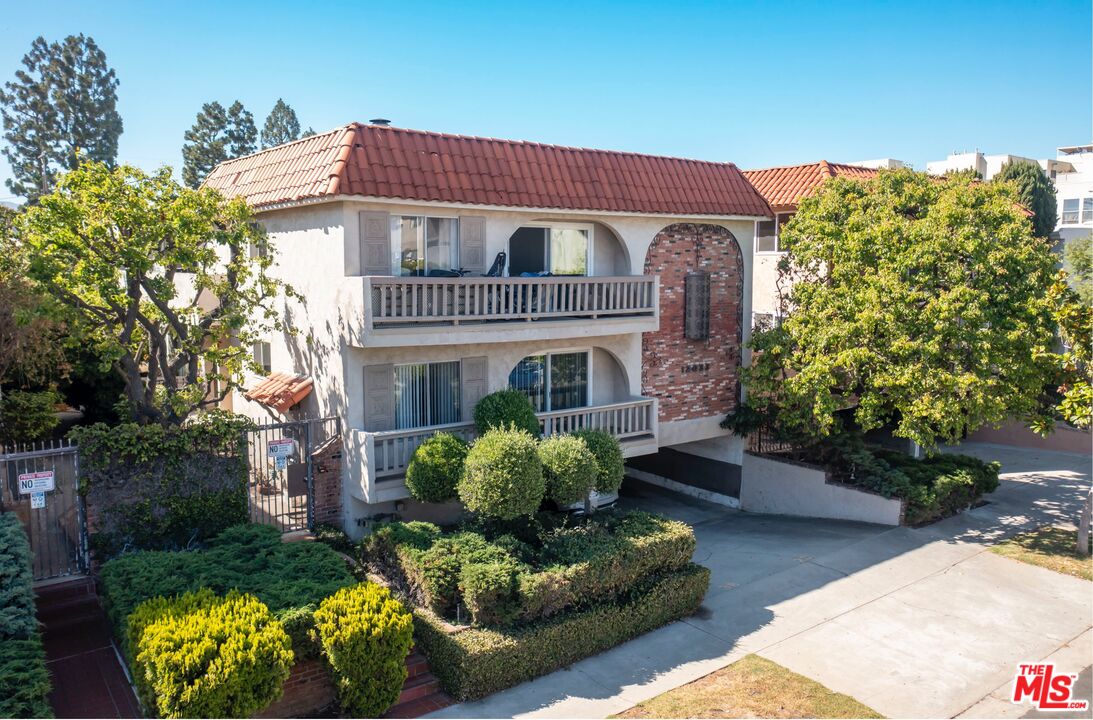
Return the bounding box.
[370,118,392,127]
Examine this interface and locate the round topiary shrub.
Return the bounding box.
[405,432,468,503]
[131,589,293,719]
[573,429,625,493]
[313,582,414,717]
[473,389,540,436]
[458,427,545,519]
[538,435,600,505]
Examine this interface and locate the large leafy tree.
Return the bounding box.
[740,169,1058,450]
[1063,236,1092,306]
[181,100,255,188]
[18,161,293,424]
[260,99,301,149]
[0,34,122,202]
[1038,274,1092,430]
[992,160,1058,238]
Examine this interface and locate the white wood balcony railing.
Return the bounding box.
[364,275,658,328]
[369,398,657,480]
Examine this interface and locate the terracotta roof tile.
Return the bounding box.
[244,372,313,413]
[743,161,879,212]
[203,123,771,217]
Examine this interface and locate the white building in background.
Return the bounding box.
[926,150,1045,180]
[1053,144,1093,245]
[847,158,911,170]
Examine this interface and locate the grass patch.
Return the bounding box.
[990,526,1092,581]
[616,654,882,719]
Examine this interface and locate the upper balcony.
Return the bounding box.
[353,274,659,347]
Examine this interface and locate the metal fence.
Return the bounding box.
[243,417,339,533]
[0,440,88,581]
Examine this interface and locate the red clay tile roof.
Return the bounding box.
[203,123,771,217]
[244,372,313,413]
[742,161,878,212]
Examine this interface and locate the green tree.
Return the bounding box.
[181,100,255,188]
[260,99,301,149]
[301,127,316,138]
[1038,274,1092,430]
[1063,235,1092,306]
[992,160,1058,238]
[738,169,1058,450]
[0,34,122,202]
[18,161,294,424]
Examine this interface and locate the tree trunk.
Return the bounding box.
[1078,486,1092,556]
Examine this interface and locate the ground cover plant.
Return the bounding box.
[0,513,52,718]
[990,526,1092,581]
[363,508,709,699]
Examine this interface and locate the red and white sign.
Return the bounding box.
[17,470,55,495]
[267,438,295,459]
[1011,663,1089,712]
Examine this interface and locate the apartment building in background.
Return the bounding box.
[203,122,772,533]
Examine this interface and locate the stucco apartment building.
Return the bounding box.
[203,122,772,533]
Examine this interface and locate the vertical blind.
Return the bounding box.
[394,361,461,429]
[508,352,588,412]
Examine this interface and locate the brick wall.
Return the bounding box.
[253,658,335,718]
[642,223,743,423]
[311,435,343,527]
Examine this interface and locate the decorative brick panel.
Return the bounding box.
[642,223,743,423]
[253,658,335,718]
[311,435,343,527]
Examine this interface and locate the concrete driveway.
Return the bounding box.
[428,444,1092,719]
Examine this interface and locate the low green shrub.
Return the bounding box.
[459,427,544,520]
[0,513,52,718]
[99,523,354,652]
[406,432,468,503]
[572,429,625,494]
[0,513,37,640]
[0,636,52,718]
[473,389,540,436]
[313,583,414,717]
[312,522,354,555]
[414,563,710,701]
[131,590,293,719]
[539,435,599,505]
[0,389,60,446]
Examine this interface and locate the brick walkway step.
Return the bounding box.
[405,652,429,678]
[397,673,439,705]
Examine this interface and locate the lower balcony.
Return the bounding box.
[349,398,658,503]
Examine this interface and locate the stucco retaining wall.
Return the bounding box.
[740,452,903,526]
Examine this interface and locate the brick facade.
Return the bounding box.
[310,435,343,527]
[253,658,335,718]
[642,223,743,423]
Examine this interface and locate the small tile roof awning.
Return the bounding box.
[244,372,313,413]
[202,123,772,218]
[743,161,879,212]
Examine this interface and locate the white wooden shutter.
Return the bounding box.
[359,211,391,276]
[461,356,488,421]
[459,216,487,274]
[363,364,395,431]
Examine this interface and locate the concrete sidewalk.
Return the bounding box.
[427,444,1092,719]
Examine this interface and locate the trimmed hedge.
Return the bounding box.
[473,389,540,436]
[572,429,625,494]
[131,589,293,718]
[539,435,598,506]
[100,523,354,658]
[313,583,414,717]
[458,427,545,520]
[406,432,468,503]
[0,513,52,719]
[414,563,710,701]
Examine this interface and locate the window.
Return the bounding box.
[253,342,271,374]
[754,212,795,253]
[508,225,591,276]
[752,313,783,331]
[684,273,710,340]
[509,351,589,412]
[390,216,459,276]
[1062,199,1080,225]
[394,361,461,429]
[1083,198,1093,224]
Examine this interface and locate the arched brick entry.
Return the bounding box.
[642,223,743,423]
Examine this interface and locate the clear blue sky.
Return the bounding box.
[1,0,1090,201]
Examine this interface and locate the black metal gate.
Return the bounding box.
[244,417,338,533]
[0,440,89,581]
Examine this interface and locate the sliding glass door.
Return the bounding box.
[508,351,588,412]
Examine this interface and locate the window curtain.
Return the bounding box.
[395,361,460,429]
[549,229,588,275]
